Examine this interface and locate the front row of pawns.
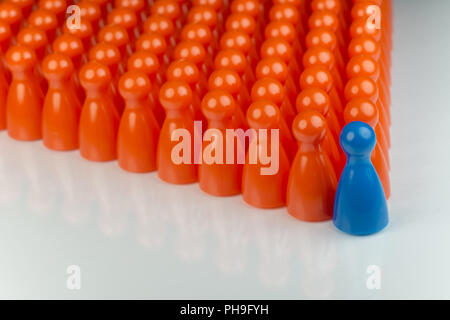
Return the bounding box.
[2,45,388,237]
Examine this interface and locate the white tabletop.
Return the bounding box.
[1,0,449,299]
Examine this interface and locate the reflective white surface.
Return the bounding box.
[1,0,450,299]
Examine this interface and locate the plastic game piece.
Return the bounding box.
[78,0,103,33]
[180,22,215,69]
[0,2,23,35]
[151,0,182,30]
[78,61,120,161]
[207,68,247,128]
[199,89,242,196]
[117,71,160,173]
[264,20,303,62]
[5,44,43,141]
[230,0,262,30]
[38,0,67,25]
[115,0,147,23]
[135,32,169,67]
[28,8,58,43]
[344,98,390,198]
[308,10,347,53]
[193,0,224,27]
[296,87,345,177]
[219,30,257,70]
[0,21,11,55]
[286,110,337,221]
[157,80,198,184]
[242,100,290,208]
[97,24,130,61]
[5,0,34,19]
[225,12,257,40]
[143,15,176,49]
[333,121,389,236]
[260,38,300,82]
[251,77,296,128]
[173,40,208,90]
[187,5,219,39]
[90,0,112,20]
[269,3,305,40]
[127,50,165,126]
[107,8,139,41]
[310,0,347,31]
[214,48,254,91]
[41,53,81,151]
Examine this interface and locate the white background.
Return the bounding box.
[1,0,450,299]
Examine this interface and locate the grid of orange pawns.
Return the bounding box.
[0,0,391,221]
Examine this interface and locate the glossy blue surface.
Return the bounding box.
[333,121,389,236]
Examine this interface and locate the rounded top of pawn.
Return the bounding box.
[17,26,48,51]
[52,33,84,58]
[28,8,57,32]
[136,32,167,56]
[128,50,160,75]
[260,38,293,62]
[292,110,327,144]
[143,14,175,37]
[173,40,206,65]
[305,27,337,51]
[5,44,37,71]
[187,6,218,28]
[42,52,74,80]
[273,0,301,6]
[231,0,259,17]
[63,18,93,40]
[296,87,330,115]
[151,0,181,21]
[269,4,300,26]
[344,76,378,101]
[115,0,145,11]
[299,66,333,92]
[201,90,236,121]
[0,21,11,44]
[208,68,242,95]
[118,70,151,100]
[255,57,288,83]
[302,46,335,70]
[340,121,376,156]
[220,30,252,54]
[350,17,381,41]
[214,49,247,75]
[344,98,379,128]
[264,21,296,44]
[38,0,67,15]
[0,2,22,25]
[348,36,380,60]
[351,1,378,20]
[346,55,379,80]
[181,22,212,46]
[78,0,102,23]
[251,77,284,106]
[311,0,341,14]
[159,80,193,110]
[308,10,339,32]
[97,24,129,48]
[79,61,112,90]
[166,59,199,84]
[107,8,138,30]
[225,13,256,35]
[89,42,121,67]
[193,0,223,11]
[5,0,34,10]
[247,100,281,129]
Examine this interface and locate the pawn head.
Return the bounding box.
[127,50,160,75]
[299,66,333,92]
[260,38,293,62]
[269,4,299,26]
[173,40,206,65]
[308,10,339,32]
[78,0,102,23]
[296,87,330,115]
[79,61,112,91]
[115,0,145,11]
[311,0,341,14]
[305,27,337,51]
[344,98,378,128]
[302,46,335,70]
[208,68,242,96]
[143,14,175,37]
[151,0,181,21]
[42,52,74,80]
[251,77,284,106]
[201,90,235,121]
[5,44,37,72]
[52,33,84,58]
[231,0,259,17]
[255,57,288,82]
[346,54,380,80]
[348,36,380,60]
[38,0,67,15]
[214,49,246,75]
[292,110,327,144]
[0,2,22,26]
[118,71,151,100]
[89,42,121,67]
[193,0,222,11]
[350,17,381,41]
[107,8,138,30]
[159,80,193,110]
[97,24,129,48]
[264,21,296,44]
[247,100,281,129]
[28,8,57,33]
[225,12,256,35]
[187,6,218,28]
[136,32,167,56]
[340,121,376,156]
[166,59,199,84]
[17,26,48,51]
[344,76,378,102]
[220,30,252,54]
[181,22,212,45]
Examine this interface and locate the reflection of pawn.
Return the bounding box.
[243,100,290,208]
[117,71,159,173]
[287,110,337,221]
[199,90,242,196]
[79,61,120,161]
[344,98,390,199]
[158,80,198,184]
[42,53,81,150]
[333,121,389,236]
[5,44,43,141]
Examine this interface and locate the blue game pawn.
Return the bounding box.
[333,121,389,236]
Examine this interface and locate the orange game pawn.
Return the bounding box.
[286,110,337,222]
[117,71,160,173]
